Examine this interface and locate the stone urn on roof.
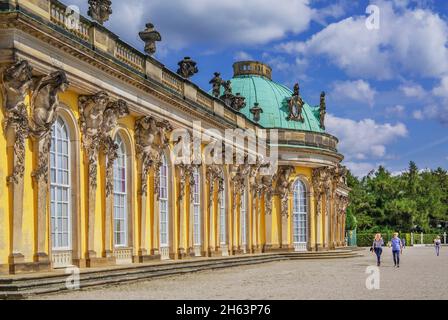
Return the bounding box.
[88,0,113,25]
[139,23,162,56]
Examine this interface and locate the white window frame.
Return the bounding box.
[113,135,128,248]
[293,180,308,245]
[50,117,72,251]
[241,188,247,247]
[193,167,201,246]
[159,154,169,248]
[219,181,226,245]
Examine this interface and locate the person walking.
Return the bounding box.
[434,236,442,256]
[391,233,403,268]
[401,237,406,249]
[372,233,385,266]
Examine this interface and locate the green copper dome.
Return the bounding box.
[216,61,324,133]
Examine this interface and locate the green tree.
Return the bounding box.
[346,163,448,233]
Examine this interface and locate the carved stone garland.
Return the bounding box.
[30,70,69,261]
[1,61,69,264]
[135,116,172,257]
[1,60,33,263]
[79,91,129,259]
[206,164,224,209]
[102,99,130,197]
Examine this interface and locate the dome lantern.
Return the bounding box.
[233,61,272,80]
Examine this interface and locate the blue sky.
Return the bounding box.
[69,0,448,176]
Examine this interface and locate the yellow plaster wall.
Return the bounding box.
[0,87,330,268]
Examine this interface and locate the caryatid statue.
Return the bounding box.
[30,71,69,137]
[177,57,198,79]
[79,91,110,143]
[101,99,129,197]
[319,91,326,130]
[101,99,129,140]
[139,23,162,56]
[1,60,33,185]
[209,72,223,98]
[287,83,304,122]
[135,116,160,168]
[275,166,295,217]
[79,91,110,188]
[2,60,33,123]
[30,70,69,184]
[88,0,112,25]
[135,116,173,196]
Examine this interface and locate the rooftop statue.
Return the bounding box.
[139,23,162,56]
[231,93,246,112]
[250,102,263,122]
[287,82,304,122]
[319,91,326,130]
[209,72,223,98]
[177,57,198,79]
[220,80,235,106]
[88,0,112,25]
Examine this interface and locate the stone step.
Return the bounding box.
[0,251,361,299]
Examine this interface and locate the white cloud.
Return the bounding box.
[261,53,309,82]
[386,105,406,117]
[331,80,377,107]
[413,110,424,120]
[311,2,348,26]
[326,114,408,161]
[277,1,448,80]
[234,51,253,61]
[344,162,377,177]
[399,84,426,98]
[412,104,448,124]
[70,0,313,51]
[433,76,448,98]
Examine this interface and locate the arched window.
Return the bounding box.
[50,117,71,252]
[241,188,247,252]
[293,179,308,251]
[219,180,226,246]
[159,154,169,249]
[192,167,201,248]
[113,135,128,248]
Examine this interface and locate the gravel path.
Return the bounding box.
[34,247,448,300]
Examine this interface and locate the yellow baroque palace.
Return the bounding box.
[0,0,350,275]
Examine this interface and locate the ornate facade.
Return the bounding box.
[0,0,349,275]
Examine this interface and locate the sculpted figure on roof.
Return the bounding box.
[287,83,304,122]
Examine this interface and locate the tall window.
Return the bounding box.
[241,188,247,247]
[193,167,201,246]
[50,117,71,250]
[113,135,127,247]
[293,180,308,244]
[219,180,226,245]
[159,154,169,247]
